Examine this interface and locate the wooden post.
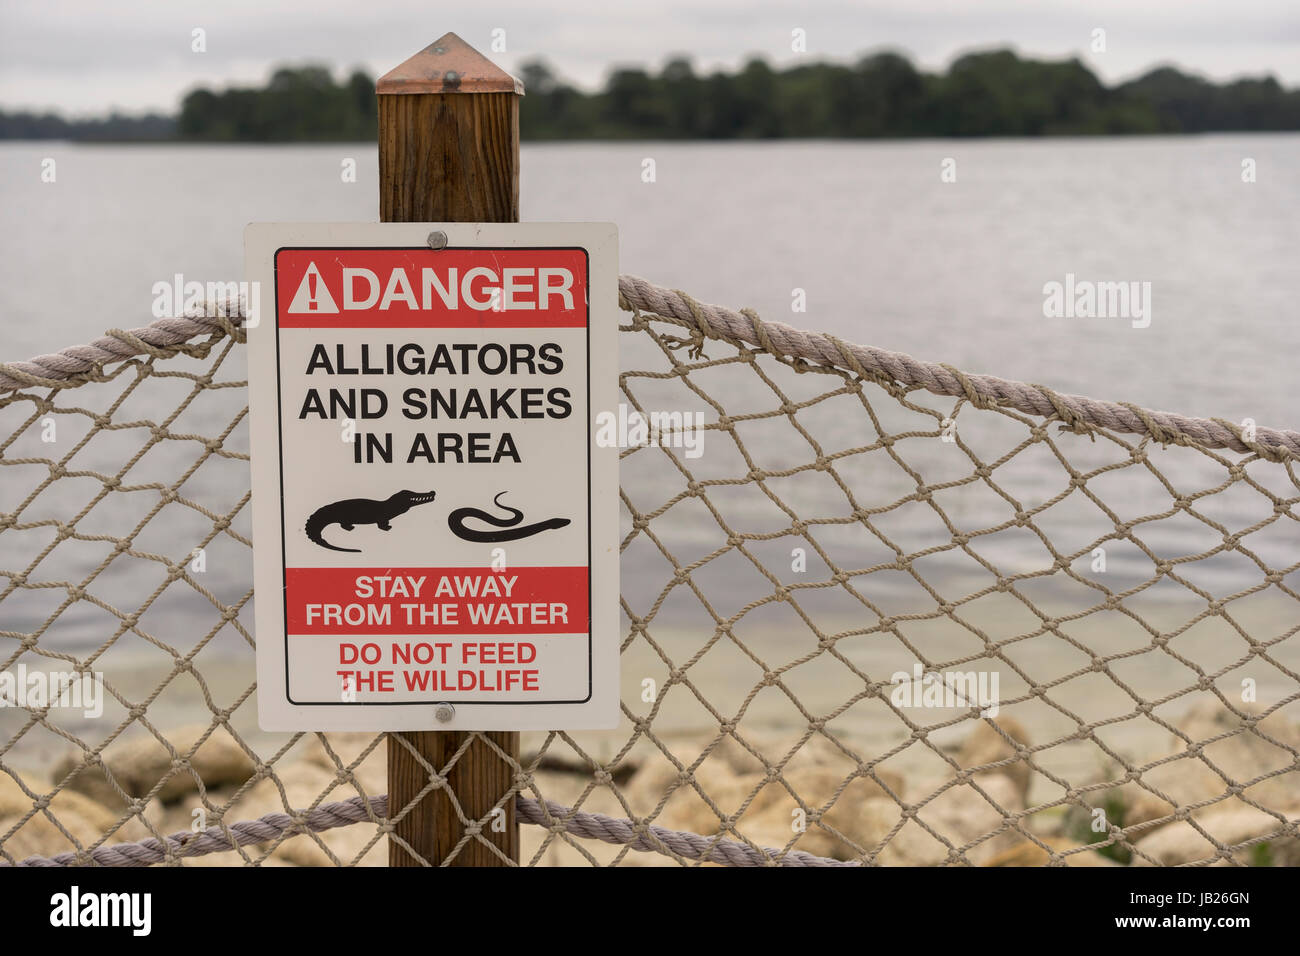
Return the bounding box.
[377,32,523,867]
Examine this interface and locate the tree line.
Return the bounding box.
[3,50,1297,142]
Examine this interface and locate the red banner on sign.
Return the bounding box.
[285,566,588,635]
[275,248,588,329]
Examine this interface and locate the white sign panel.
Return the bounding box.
[245,222,619,730]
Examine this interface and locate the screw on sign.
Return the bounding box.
[245,222,620,733]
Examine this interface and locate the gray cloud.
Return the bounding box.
[1,0,1297,115]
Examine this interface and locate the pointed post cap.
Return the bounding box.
[377,32,524,95]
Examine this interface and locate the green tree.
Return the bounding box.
[38,49,1294,143]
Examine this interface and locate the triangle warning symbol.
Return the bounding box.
[287,262,339,314]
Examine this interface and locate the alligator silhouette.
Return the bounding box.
[448,492,570,543]
[305,490,437,553]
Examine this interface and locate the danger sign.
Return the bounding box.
[245,223,619,730]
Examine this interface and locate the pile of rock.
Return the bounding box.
[4,700,1297,867]
[612,717,1112,866]
[3,725,388,866]
[1066,701,1300,867]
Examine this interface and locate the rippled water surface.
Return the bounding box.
[2,137,1296,767]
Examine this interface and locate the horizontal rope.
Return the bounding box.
[3,794,386,867]
[518,795,856,866]
[0,311,244,392]
[1,276,1295,462]
[2,794,851,867]
[617,276,1300,462]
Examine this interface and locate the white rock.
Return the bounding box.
[55,724,257,806]
[1138,701,1300,814]
[221,761,382,867]
[876,773,1027,866]
[1132,804,1300,867]
[297,732,387,795]
[0,772,156,861]
[982,837,1122,867]
[955,717,1034,802]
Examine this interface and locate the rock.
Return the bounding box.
[221,761,383,867]
[1172,699,1300,752]
[1157,700,1300,811]
[55,724,258,806]
[618,738,748,823]
[0,771,161,860]
[630,770,907,861]
[876,773,1027,866]
[1134,758,1221,816]
[622,730,903,828]
[0,772,157,861]
[48,755,130,809]
[520,775,657,867]
[982,836,1122,867]
[956,717,1034,802]
[621,764,744,842]
[0,772,44,819]
[1132,805,1300,867]
[2,773,114,837]
[600,762,906,865]
[297,732,387,795]
[707,732,864,775]
[1123,790,1178,836]
[728,782,905,862]
[1,810,112,862]
[1060,787,1176,852]
[617,731,909,862]
[1132,702,1300,816]
[645,763,1023,865]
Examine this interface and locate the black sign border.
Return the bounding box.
[272,245,594,708]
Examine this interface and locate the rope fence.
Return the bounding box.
[2,275,1297,867]
[3,279,1296,461]
[4,792,861,868]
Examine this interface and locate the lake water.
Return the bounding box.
[2,137,1297,785]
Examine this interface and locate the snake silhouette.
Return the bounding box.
[448,492,570,543]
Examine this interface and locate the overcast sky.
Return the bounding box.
[2,0,1298,116]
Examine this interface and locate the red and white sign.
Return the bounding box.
[245,223,619,730]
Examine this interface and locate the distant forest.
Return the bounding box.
[3,49,1299,142]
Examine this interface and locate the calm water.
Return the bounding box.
[3,137,1298,418]
[2,138,1297,776]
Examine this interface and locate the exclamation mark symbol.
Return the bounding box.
[290,262,336,315]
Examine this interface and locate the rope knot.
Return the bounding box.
[664,288,714,360]
[664,329,708,361]
[939,364,994,410]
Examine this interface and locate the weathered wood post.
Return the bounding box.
[377,32,523,867]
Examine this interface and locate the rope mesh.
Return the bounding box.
[2,280,1298,867]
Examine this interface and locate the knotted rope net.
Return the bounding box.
[1,278,1297,867]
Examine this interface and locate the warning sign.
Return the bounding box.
[245,223,619,730]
